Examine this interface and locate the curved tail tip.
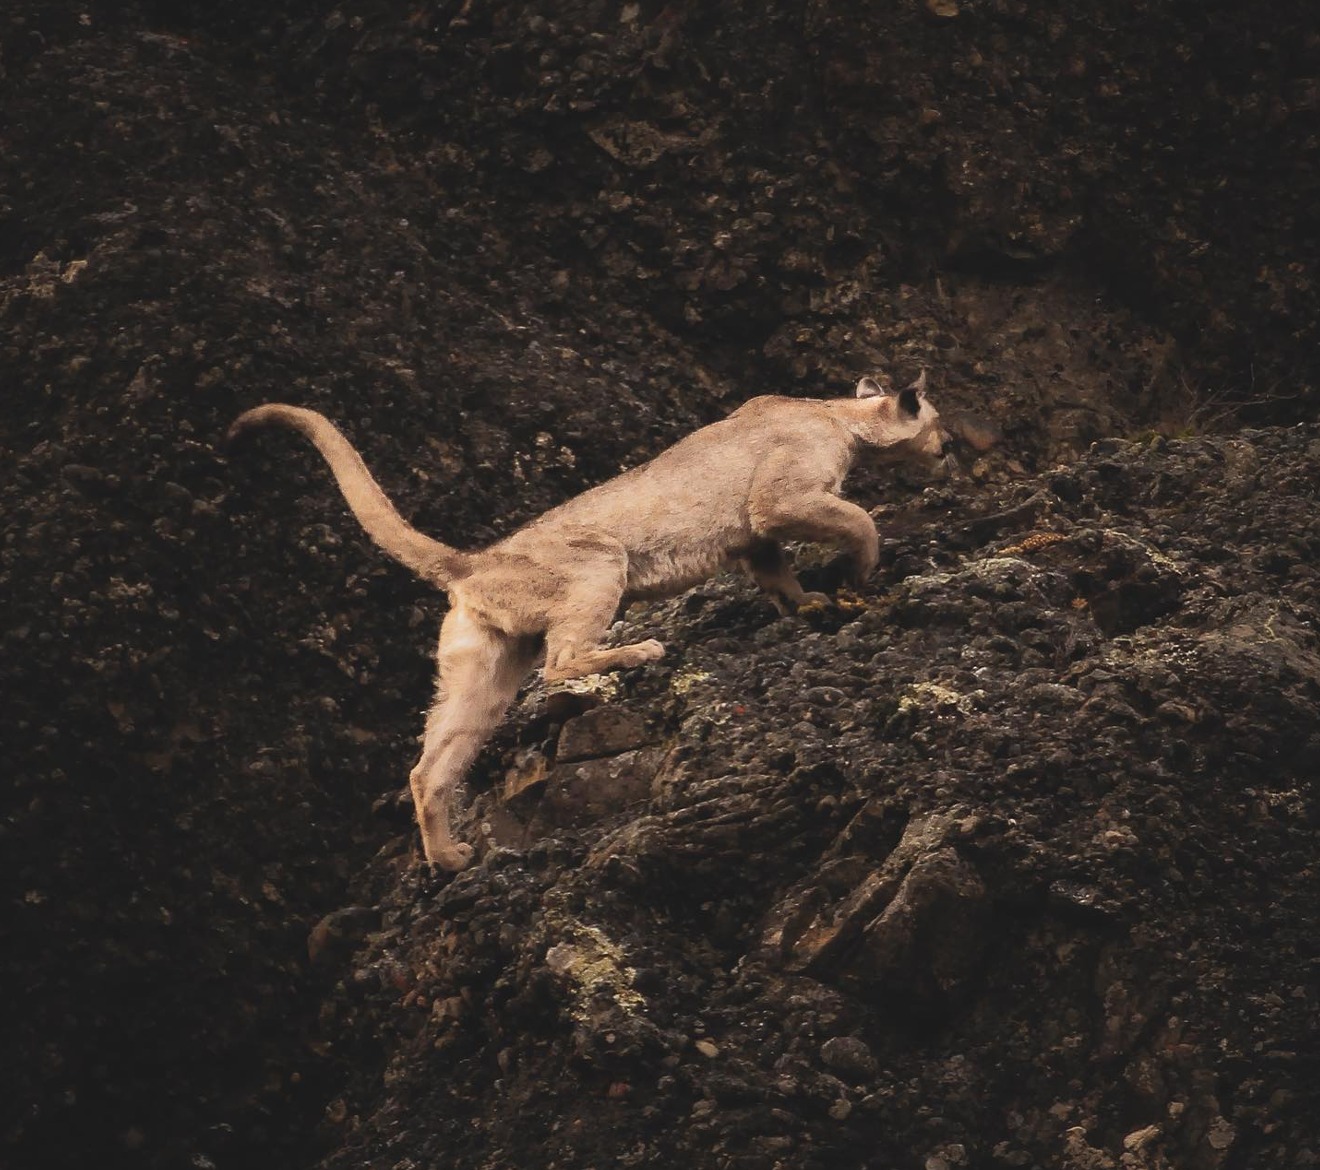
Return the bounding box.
[224,405,278,450]
[223,414,254,450]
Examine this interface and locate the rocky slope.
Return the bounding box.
[320,425,1320,1170]
[1,2,1317,1168]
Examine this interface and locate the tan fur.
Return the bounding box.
[228,374,952,870]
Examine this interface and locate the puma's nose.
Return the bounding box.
[940,437,956,458]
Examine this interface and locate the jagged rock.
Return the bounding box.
[850,846,990,1010]
[762,809,990,1013]
[555,704,660,764]
[537,746,668,829]
[501,746,552,803]
[762,805,979,975]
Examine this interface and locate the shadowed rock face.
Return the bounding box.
[2,3,1318,1169]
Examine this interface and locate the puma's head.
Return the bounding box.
[852,370,955,474]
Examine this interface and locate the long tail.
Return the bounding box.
[227,404,470,587]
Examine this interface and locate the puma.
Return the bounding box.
[229,373,953,870]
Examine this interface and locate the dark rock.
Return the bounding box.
[538,746,667,829]
[555,704,659,764]
[307,906,382,968]
[851,846,991,1010]
[819,1035,878,1081]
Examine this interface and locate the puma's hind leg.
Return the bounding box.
[542,547,664,683]
[409,607,538,870]
[544,626,666,681]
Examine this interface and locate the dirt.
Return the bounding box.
[1,3,1317,1169]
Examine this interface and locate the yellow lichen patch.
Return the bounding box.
[669,666,714,696]
[898,681,981,716]
[998,531,1070,556]
[544,922,647,1022]
[830,588,872,614]
[550,672,620,701]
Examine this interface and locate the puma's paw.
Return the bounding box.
[426,840,475,872]
[797,592,834,611]
[846,562,878,588]
[630,638,666,664]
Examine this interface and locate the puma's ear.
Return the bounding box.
[856,376,886,400]
[897,369,927,417]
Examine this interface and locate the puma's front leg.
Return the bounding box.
[749,491,879,588]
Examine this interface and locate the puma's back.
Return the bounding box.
[495,386,948,600]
